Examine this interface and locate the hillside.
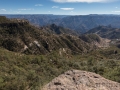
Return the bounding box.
[4,14,120,33]
[0,16,107,55]
[86,25,120,39]
[1,16,120,90]
[80,34,110,48]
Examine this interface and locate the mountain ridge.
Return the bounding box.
[86,25,120,39]
[0,16,107,55]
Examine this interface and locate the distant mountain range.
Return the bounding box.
[4,14,67,26]
[3,14,120,33]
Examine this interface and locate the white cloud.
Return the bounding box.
[52,6,59,8]
[115,7,118,8]
[60,8,74,10]
[1,9,6,11]
[112,11,120,12]
[52,0,118,3]
[18,8,34,10]
[35,4,43,6]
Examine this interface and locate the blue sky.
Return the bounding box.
[0,0,120,15]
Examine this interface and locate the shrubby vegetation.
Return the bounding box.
[0,46,120,90]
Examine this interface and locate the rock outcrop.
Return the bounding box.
[42,70,120,90]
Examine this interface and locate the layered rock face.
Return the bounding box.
[42,70,120,90]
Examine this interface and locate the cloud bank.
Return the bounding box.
[60,8,74,10]
[52,0,118,3]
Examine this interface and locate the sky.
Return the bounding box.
[0,0,120,15]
